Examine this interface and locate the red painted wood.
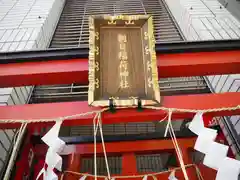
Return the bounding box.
[33,159,45,180]
[0,59,88,88]
[35,138,216,179]
[159,50,240,78]
[68,154,81,171]
[63,167,209,180]
[0,50,240,87]
[0,92,239,129]
[34,138,196,156]
[198,164,217,180]
[62,167,202,180]
[65,154,81,180]
[14,130,34,180]
[175,147,197,180]
[122,153,137,175]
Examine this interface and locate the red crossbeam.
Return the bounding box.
[0,92,239,129]
[0,50,240,87]
[34,138,214,180]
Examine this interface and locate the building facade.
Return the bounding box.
[0,0,239,177]
[0,0,65,175]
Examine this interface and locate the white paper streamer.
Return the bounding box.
[42,121,65,153]
[45,169,58,180]
[36,168,58,180]
[59,145,76,155]
[188,112,240,180]
[203,142,229,170]
[46,149,63,171]
[194,128,217,154]
[216,157,240,180]
[188,112,204,135]
[37,120,66,180]
[168,170,178,180]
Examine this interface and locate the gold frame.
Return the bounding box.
[88,15,160,107]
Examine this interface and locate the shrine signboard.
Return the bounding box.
[88,15,160,107]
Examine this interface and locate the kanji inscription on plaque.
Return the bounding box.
[88,15,160,107]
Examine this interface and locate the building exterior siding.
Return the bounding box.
[164,0,240,156]
[0,0,239,174]
[0,0,65,175]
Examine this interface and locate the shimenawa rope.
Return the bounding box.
[0,105,239,124]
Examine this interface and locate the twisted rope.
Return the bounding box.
[167,110,189,180]
[60,164,203,179]
[145,105,240,113]
[59,111,205,180]
[4,123,28,180]
[0,105,239,124]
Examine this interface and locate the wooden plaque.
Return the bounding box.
[88,15,160,107]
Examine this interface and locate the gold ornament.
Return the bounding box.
[148,77,153,88]
[125,20,134,25]
[144,32,148,40]
[145,46,150,55]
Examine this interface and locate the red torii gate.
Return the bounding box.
[0,40,240,179]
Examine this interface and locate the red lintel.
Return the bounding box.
[0,50,240,87]
[35,138,211,180]
[35,138,199,179]
[0,92,239,129]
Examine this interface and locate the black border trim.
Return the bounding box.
[1,40,240,64]
[31,131,195,145]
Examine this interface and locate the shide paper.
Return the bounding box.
[37,120,66,180]
[36,167,58,180]
[46,148,63,171]
[216,157,240,180]
[168,170,178,180]
[203,142,229,170]
[188,112,240,180]
[42,121,65,153]
[188,112,204,135]
[194,127,217,154]
[45,170,58,180]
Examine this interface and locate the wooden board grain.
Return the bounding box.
[88,15,160,107]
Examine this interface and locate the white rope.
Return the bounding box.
[195,165,204,180]
[60,164,202,179]
[0,110,101,124]
[0,105,239,124]
[4,105,238,180]
[159,113,168,123]
[164,109,172,137]
[98,113,111,180]
[93,112,100,180]
[4,123,28,180]
[170,122,189,180]
[53,108,207,180]
[167,110,189,180]
[13,128,20,145]
[91,109,189,180]
[94,112,101,136]
[93,112,111,180]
